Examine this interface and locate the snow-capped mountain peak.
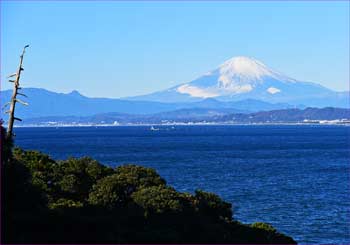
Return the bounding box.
[125,56,347,107]
[174,56,294,98]
[214,56,296,90]
[218,56,274,80]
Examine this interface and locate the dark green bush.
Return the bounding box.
[54,157,114,202]
[1,125,13,164]
[11,150,114,204]
[88,164,166,209]
[194,189,233,220]
[48,198,83,210]
[12,148,56,194]
[131,186,184,216]
[88,173,131,208]
[115,164,166,188]
[251,222,277,233]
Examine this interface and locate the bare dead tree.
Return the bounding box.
[4,45,29,140]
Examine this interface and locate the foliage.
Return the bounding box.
[13,148,56,193]
[88,173,132,208]
[3,143,297,244]
[48,198,83,210]
[114,164,166,188]
[194,189,233,220]
[11,150,114,204]
[131,186,184,216]
[88,165,165,209]
[251,222,277,233]
[1,125,13,163]
[3,156,47,213]
[55,157,114,202]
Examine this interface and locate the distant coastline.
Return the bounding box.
[12,121,350,128]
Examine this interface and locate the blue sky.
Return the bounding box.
[1,1,349,98]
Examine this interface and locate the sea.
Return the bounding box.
[13,125,350,244]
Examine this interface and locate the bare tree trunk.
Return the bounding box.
[6,45,29,140]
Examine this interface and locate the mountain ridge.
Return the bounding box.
[125,56,349,107]
[0,87,298,120]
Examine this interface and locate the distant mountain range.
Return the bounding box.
[1,56,348,125]
[1,88,298,120]
[19,107,350,125]
[126,56,349,107]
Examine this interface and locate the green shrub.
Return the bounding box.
[251,222,277,233]
[131,186,184,216]
[88,173,130,208]
[12,148,56,193]
[13,148,56,170]
[11,150,114,204]
[57,157,113,181]
[88,165,166,209]
[194,189,233,220]
[49,198,83,209]
[1,125,13,163]
[55,157,113,201]
[115,164,166,188]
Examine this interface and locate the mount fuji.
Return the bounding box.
[126,56,349,108]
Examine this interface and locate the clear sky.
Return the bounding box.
[1,1,349,98]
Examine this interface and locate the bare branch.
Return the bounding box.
[17,92,28,97]
[7,73,17,78]
[15,98,29,106]
[2,102,11,110]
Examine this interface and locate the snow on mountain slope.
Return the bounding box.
[175,56,296,98]
[126,56,348,108]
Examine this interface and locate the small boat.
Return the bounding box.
[150,126,160,131]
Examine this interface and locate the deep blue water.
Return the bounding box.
[13,125,350,244]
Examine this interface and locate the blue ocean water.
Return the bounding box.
[13,125,350,244]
